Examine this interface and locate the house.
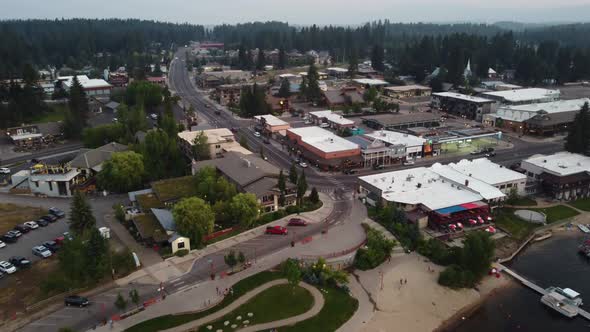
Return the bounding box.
[11,164,85,197]
[323,87,364,107]
[352,78,389,89]
[6,122,63,148]
[151,208,191,253]
[253,115,291,135]
[364,130,427,160]
[177,128,250,160]
[69,142,129,178]
[521,152,590,200]
[326,67,348,78]
[146,76,167,87]
[193,152,297,212]
[383,85,432,99]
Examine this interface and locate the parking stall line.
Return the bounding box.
[29,322,57,326]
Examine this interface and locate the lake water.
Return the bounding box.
[454,230,590,332]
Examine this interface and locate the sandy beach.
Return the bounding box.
[353,252,511,332]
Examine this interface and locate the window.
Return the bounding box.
[500,185,506,189]
[177,241,185,249]
[215,144,221,148]
[34,181,39,188]
[48,181,53,191]
[506,183,513,188]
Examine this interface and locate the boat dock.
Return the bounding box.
[495,263,590,320]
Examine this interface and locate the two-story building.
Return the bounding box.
[178,128,251,160]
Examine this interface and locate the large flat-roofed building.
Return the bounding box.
[431,92,496,121]
[286,126,361,170]
[196,70,252,89]
[521,152,590,200]
[345,135,406,169]
[361,113,441,131]
[383,85,432,99]
[364,130,426,160]
[480,88,560,106]
[253,114,291,134]
[483,98,590,135]
[309,110,355,130]
[352,78,389,89]
[59,75,112,97]
[178,128,250,159]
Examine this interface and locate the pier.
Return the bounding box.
[495,263,590,321]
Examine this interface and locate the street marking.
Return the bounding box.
[46,314,72,319]
[172,280,186,287]
[29,322,57,326]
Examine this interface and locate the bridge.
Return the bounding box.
[495,263,590,321]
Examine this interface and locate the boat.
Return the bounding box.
[533,232,552,242]
[577,224,590,234]
[541,288,581,318]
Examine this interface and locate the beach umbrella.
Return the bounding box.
[477,216,485,224]
[457,222,463,229]
[469,219,477,225]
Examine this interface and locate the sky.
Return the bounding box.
[2,0,590,25]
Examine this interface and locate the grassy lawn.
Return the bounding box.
[125,271,283,332]
[29,104,68,123]
[509,197,538,206]
[196,284,314,332]
[0,203,46,234]
[132,214,169,242]
[135,193,165,211]
[151,176,198,202]
[281,286,359,332]
[569,198,590,212]
[494,208,539,241]
[530,205,580,223]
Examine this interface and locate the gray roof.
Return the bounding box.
[35,121,63,136]
[151,208,176,232]
[361,113,441,126]
[70,142,128,169]
[128,188,154,202]
[105,101,120,110]
[243,177,279,197]
[323,89,363,105]
[194,152,280,187]
[525,111,577,127]
[168,232,186,244]
[135,131,147,144]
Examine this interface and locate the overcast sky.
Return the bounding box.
[2,0,590,25]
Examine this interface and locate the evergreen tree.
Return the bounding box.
[85,228,109,282]
[299,77,308,99]
[68,191,96,237]
[64,76,89,138]
[565,102,590,155]
[278,169,287,207]
[370,44,385,72]
[289,163,298,184]
[309,187,320,204]
[191,131,210,161]
[348,50,358,78]
[256,50,266,71]
[297,171,308,205]
[278,79,291,98]
[224,250,238,272]
[115,292,128,311]
[305,64,322,102]
[278,47,287,69]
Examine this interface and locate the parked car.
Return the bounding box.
[64,295,90,307]
[149,113,158,120]
[9,256,31,269]
[0,167,10,174]
[36,219,49,227]
[287,218,307,227]
[41,215,58,223]
[49,207,66,218]
[319,122,330,128]
[13,224,31,234]
[265,225,288,235]
[343,169,358,175]
[214,110,221,115]
[373,164,384,170]
[0,261,17,274]
[24,221,39,230]
[403,160,415,166]
[0,271,4,279]
[43,241,61,253]
[7,230,22,238]
[485,151,496,157]
[63,232,74,241]
[2,233,18,243]
[32,246,52,258]
[0,240,6,248]
[254,131,261,137]
[299,162,308,168]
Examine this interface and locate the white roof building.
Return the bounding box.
[60,75,112,90]
[309,110,354,126]
[178,128,235,145]
[287,126,359,153]
[365,130,426,148]
[327,67,348,73]
[522,152,590,177]
[430,163,506,201]
[488,98,590,123]
[480,88,560,105]
[353,78,389,87]
[447,158,527,187]
[254,114,289,127]
[432,92,494,104]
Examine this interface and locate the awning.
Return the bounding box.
[435,205,466,215]
[460,201,486,209]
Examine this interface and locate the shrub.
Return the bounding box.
[112,250,137,276]
[175,249,189,257]
[438,265,476,289]
[354,226,396,270]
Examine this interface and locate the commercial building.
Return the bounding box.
[345,135,406,168]
[286,126,361,170]
[431,92,496,121]
[193,152,297,212]
[326,67,349,78]
[383,85,432,99]
[352,78,389,89]
[253,114,291,134]
[308,110,355,130]
[483,98,590,135]
[323,87,364,107]
[178,128,249,160]
[364,130,427,160]
[196,70,252,89]
[214,83,247,106]
[58,75,112,97]
[480,88,560,106]
[361,113,441,131]
[521,152,590,200]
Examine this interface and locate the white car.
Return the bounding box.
[403,160,415,166]
[0,261,16,274]
[0,240,6,248]
[319,123,330,128]
[149,113,158,120]
[24,221,39,230]
[0,167,10,174]
[254,132,261,138]
[32,246,52,258]
[299,162,308,168]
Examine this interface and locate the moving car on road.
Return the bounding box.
[0,167,10,174]
[64,295,90,307]
[9,256,31,269]
[254,131,261,137]
[265,225,288,235]
[299,162,308,168]
[0,261,17,274]
[287,218,307,227]
[49,207,66,218]
[0,240,5,248]
[32,246,52,258]
[403,160,415,166]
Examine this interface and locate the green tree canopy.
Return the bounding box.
[172,197,215,246]
[69,191,96,236]
[97,151,145,193]
[565,102,590,156]
[281,258,302,288]
[142,129,186,181]
[191,131,210,161]
[309,187,320,204]
[289,163,298,184]
[230,193,261,228]
[277,79,291,98]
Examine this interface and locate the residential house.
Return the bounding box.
[178,128,251,160]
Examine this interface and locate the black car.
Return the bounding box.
[65,295,90,307]
[43,241,61,253]
[485,151,496,157]
[13,224,31,234]
[1,233,18,243]
[36,219,49,227]
[9,256,31,269]
[41,215,58,223]
[48,207,66,218]
[343,169,358,175]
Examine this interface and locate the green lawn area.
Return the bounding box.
[151,175,199,202]
[29,104,68,123]
[569,198,590,212]
[530,205,580,223]
[494,208,539,240]
[196,284,314,332]
[281,286,359,332]
[125,271,282,332]
[509,197,538,206]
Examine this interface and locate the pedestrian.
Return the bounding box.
[216,286,219,295]
[230,288,234,296]
[400,278,403,285]
[404,278,407,284]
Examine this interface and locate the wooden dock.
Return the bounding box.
[496,263,590,320]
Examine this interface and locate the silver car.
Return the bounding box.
[32,246,52,258]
